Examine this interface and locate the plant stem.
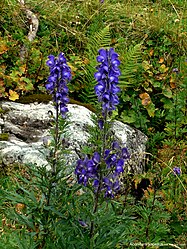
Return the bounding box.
[39,103,60,248]
[89,178,101,240]
[89,111,108,243]
[53,102,60,175]
[143,187,157,249]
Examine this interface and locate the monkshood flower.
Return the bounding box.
[94,48,121,116]
[172,68,179,74]
[78,219,88,228]
[93,174,120,198]
[105,141,130,168]
[46,53,71,118]
[173,167,181,176]
[75,152,100,186]
[75,141,130,198]
[103,174,120,198]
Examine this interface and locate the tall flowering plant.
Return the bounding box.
[74,48,130,239]
[75,48,129,198]
[46,53,71,174]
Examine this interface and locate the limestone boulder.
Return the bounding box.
[0,101,148,173]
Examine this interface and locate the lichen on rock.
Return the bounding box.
[0,101,148,173]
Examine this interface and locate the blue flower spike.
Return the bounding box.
[46,53,71,118]
[94,48,121,116]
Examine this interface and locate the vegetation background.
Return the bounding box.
[0,0,187,248]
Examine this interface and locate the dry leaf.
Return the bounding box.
[159,64,169,73]
[149,49,154,56]
[170,77,176,89]
[139,92,151,106]
[9,89,19,101]
[0,42,8,55]
[159,57,164,63]
[16,203,26,213]
[83,58,90,65]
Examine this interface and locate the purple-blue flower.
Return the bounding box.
[46,53,71,118]
[78,220,88,228]
[94,48,121,116]
[104,142,130,174]
[98,119,104,130]
[74,152,100,186]
[173,167,181,176]
[172,68,179,74]
[103,174,120,198]
[94,174,120,198]
[75,141,130,198]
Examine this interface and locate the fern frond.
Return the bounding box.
[80,26,111,104]
[87,25,111,56]
[80,29,142,104]
[119,43,143,88]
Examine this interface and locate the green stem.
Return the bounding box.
[143,187,157,249]
[89,177,102,241]
[89,110,108,243]
[39,102,60,248]
[52,102,60,175]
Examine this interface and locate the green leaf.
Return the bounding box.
[161,98,173,109]
[21,77,31,84]
[162,87,173,98]
[146,102,155,117]
[120,110,136,124]
[150,80,161,88]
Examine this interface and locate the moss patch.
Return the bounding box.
[17,94,52,104]
[17,94,96,112]
[0,107,7,114]
[0,133,9,141]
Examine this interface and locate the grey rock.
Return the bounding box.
[0,101,148,173]
[112,121,147,173]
